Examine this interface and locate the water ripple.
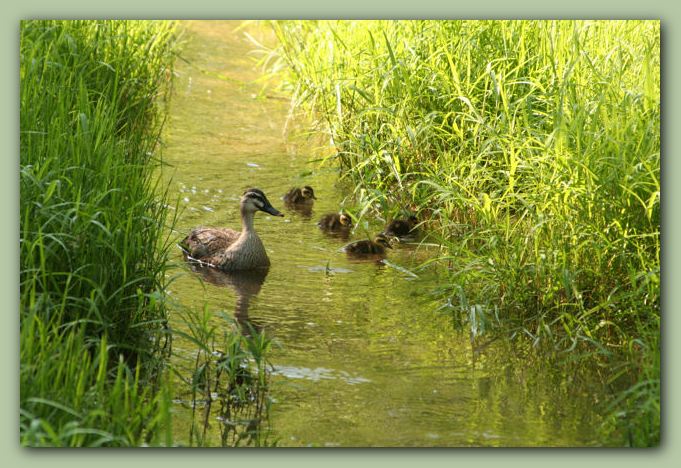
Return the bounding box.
[272,365,371,385]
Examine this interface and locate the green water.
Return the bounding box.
[163,21,614,447]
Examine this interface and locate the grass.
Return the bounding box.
[267,20,660,446]
[20,19,180,446]
[20,20,274,447]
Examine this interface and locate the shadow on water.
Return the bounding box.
[173,259,274,447]
[164,21,619,447]
[283,200,315,219]
[187,262,269,336]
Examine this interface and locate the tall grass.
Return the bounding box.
[268,20,659,446]
[20,20,274,447]
[20,20,178,446]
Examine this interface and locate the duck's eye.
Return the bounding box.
[245,192,266,208]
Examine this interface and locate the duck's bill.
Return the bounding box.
[263,205,284,217]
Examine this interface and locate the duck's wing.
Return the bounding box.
[384,220,410,237]
[318,214,336,229]
[344,240,369,254]
[282,188,299,203]
[182,227,240,259]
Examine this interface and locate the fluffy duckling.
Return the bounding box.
[344,233,393,256]
[318,212,353,239]
[283,185,317,205]
[180,188,283,271]
[318,212,353,231]
[383,214,418,239]
[283,185,317,218]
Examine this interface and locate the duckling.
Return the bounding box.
[383,214,418,239]
[283,185,317,205]
[283,185,317,218]
[318,212,353,239]
[180,188,283,271]
[318,212,353,231]
[344,233,393,256]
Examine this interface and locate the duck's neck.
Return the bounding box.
[240,206,256,235]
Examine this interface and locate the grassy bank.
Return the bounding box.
[269,20,660,446]
[20,20,274,447]
[20,20,178,446]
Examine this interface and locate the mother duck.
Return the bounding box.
[180,188,283,271]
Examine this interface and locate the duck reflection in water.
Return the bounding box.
[187,261,269,336]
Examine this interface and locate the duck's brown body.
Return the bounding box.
[182,227,239,259]
[181,188,283,271]
[184,227,271,270]
[283,186,316,205]
[344,234,392,256]
[383,215,418,238]
[318,213,353,231]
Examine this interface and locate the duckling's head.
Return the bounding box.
[301,186,317,200]
[241,188,284,216]
[374,233,393,249]
[339,213,352,227]
[407,214,418,225]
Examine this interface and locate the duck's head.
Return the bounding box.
[241,188,284,216]
[374,233,393,249]
[339,213,353,227]
[301,186,317,200]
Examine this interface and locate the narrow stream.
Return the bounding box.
[163,21,613,447]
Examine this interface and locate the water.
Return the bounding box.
[163,21,614,447]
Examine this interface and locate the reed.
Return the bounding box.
[172,305,274,447]
[20,20,274,447]
[20,20,178,446]
[269,20,660,446]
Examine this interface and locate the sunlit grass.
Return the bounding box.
[268,19,659,446]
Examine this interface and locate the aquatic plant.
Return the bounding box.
[269,20,660,446]
[172,305,274,447]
